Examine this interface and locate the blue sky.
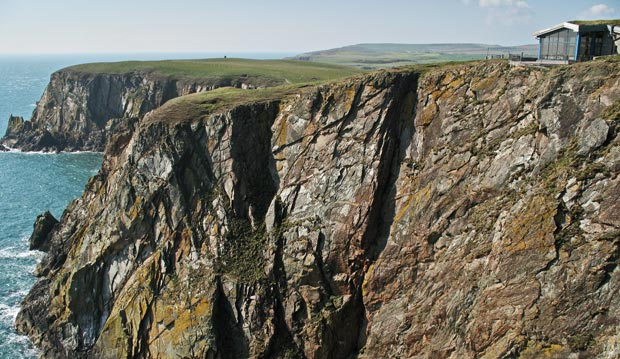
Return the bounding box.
[0,0,618,53]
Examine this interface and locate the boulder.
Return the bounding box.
[29,211,58,251]
[578,118,609,155]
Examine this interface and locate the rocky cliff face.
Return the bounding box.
[1,70,271,152]
[17,59,620,358]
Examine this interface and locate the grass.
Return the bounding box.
[144,82,317,125]
[292,43,538,69]
[65,58,364,84]
[143,59,495,125]
[569,19,620,26]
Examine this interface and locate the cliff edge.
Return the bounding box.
[0,59,361,152]
[17,59,620,358]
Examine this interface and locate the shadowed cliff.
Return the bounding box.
[0,59,362,152]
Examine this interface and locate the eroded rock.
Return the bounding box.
[578,118,609,155]
[29,211,58,252]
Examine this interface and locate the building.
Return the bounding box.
[533,20,620,63]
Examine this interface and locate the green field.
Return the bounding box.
[293,43,538,69]
[145,82,318,125]
[66,58,364,85]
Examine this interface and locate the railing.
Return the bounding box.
[485,53,538,61]
[486,54,506,59]
[508,53,538,62]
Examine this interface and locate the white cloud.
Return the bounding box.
[475,0,533,25]
[479,0,530,8]
[515,1,529,9]
[589,4,614,16]
[581,4,616,18]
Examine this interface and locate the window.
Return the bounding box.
[540,29,578,60]
[579,34,591,61]
[568,32,577,59]
[593,33,604,56]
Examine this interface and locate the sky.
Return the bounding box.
[0,0,618,54]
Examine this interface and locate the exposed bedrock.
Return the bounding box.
[17,60,620,358]
[1,70,270,152]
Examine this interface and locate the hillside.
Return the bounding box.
[292,43,538,69]
[1,59,363,152]
[16,58,620,358]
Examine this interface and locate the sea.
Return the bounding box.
[0,52,293,358]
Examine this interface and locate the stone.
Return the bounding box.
[578,118,609,155]
[29,211,58,251]
[0,71,278,152]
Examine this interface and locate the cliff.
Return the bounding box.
[1,70,220,151]
[1,59,361,152]
[17,58,620,358]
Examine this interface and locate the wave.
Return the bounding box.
[6,289,30,300]
[1,148,104,155]
[0,330,39,358]
[0,147,56,155]
[0,247,39,260]
[0,303,19,325]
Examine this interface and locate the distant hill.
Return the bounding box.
[292,43,539,69]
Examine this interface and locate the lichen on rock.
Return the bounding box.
[15,59,620,358]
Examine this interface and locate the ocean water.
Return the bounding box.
[0,52,293,358]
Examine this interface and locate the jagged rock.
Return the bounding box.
[0,70,250,152]
[2,115,30,148]
[5,115,28,136]
[16,60,620,359]
[29,211,58,251]
[578,117,609,155]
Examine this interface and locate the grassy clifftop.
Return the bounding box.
[66,58,364,84]
[292,43,538,69]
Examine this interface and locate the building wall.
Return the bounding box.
[577,31,616,61]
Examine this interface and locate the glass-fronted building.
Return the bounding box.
[534,21,620,62]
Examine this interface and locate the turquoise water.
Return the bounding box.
[0,152,102,358]
[0,53,293,357]
[0,55,106,358]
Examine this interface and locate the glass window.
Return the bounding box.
[549,33,559,59]
[540,29,581,60]
[557,31,566,59]
[568,32,577,60]
[540,37,547,58]
[594,33,604,56]
[579,34,592,61]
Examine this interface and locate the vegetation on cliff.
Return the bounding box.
[66,58,364,85]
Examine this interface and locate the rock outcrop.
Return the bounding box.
[0,70,276,152]
[29,211,59,252]
[17,59,620,358]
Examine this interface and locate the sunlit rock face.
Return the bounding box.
[17,59,620,359]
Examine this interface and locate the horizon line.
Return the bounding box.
[0,42,540,56]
